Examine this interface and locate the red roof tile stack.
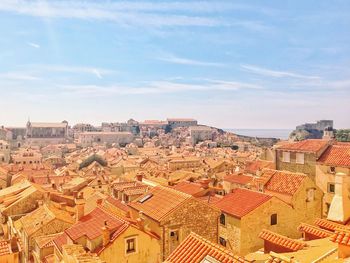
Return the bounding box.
[314,218,350,232]
[165,232,251,263]
[215,188,272,218]
[297,223,333,238]
[331,229,350,246]
[259,229,307,252]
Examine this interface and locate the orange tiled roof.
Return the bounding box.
[65,207,128,241]
[105,196,129,213]
[331,229,350,246]
[262,169,307,196]
[171,181,205,196]
[297,223,333,238]
[0,240,11,256]
[128,186,191,222]
[215,188,272,218]
[165,232,250,263]
[244,160,274,174]
[317,144,350,167]
[277,139,330,153]
[224,174,253,185]
[314,218,350,232]
[259,229,307,251]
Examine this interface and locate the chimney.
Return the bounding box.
[102,220,110,247]
[327,172,350,223]
[136,172,143,182]
[75,197,86,222]
[199,179,210,189]
[137,211,145,231]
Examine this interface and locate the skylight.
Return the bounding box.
[138,193,153,203]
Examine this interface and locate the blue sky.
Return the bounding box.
[0,1,349,129]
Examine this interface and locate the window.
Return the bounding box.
[282,152,290,163]
[307,188,315,202]
[219,237,226,247]
[328,183,335,193]
[271,214,277,225]
[296,153,304,164]
[125,237,136,254]
[330,167,336,173]
[220,214,226,226]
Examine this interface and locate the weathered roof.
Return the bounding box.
[215,188,272,218]
[224,174,253,185]
[331,229,350,246]
[259,229,307,251]
[318,143,350,167]
[261,169,307,196]
[165,232,250,263]
[277,139,330,153]
[298,223,333,239]
[128,186,191,222]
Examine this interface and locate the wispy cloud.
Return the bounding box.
[27,42,40,48]
[58,79,262,96]
[241,64,320,80]
[158,54,224,67]
[0,71,40,81]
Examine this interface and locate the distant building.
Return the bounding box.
[189,126,214,145]
[167,118,198,128]
[26,121,69,146]
[0,140,10,163]
[296,120,333,131]
[77,132,133,147]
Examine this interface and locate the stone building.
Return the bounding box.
[167,118,198,129]
[189,126,214,146]
[127,186,220,261]
[316,143,350,217]
[11,148,42,165]
[0,140,10,163]
[77,132,133,147]
[168,157,201,171]
[26,121,69,146]
[296,120,333,131]
[275,139,331,180]
[214,188,295,255]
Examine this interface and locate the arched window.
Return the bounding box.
[220,213,226,226]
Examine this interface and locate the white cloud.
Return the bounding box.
[0,72,40,81]
[27,42,40,48]
[158,54,224,67]
[241,64,320,80]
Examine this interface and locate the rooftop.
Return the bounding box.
[215,188,272,218]
[259,229,307,252]
[317,143,350,167]
[165,232,250,263]
[128,186,191,222]
[277,139,330,153]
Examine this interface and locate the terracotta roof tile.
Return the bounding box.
[171,181,205,195]
[262,169,307,196]
[214,188,272,218]
[65,207,128,241]
[297,223,333,238]
[259,229,307,252]
[165,232,251,263]
[223,174,253,185]
[105,196,129,213]
[0,240,11,256]
[277,139,330,153]
[331,229,350,246]
[128,186,191,222]
[318,144,350,167]
[244,160,274,174]
[314,218,350,232]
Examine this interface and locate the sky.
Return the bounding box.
[0,0,349,129]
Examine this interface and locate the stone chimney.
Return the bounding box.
[137,211,145,231]
[323,126,334,140]
[136,172,143,182]
[75,196,86,222]
[327,172,350,223]
[102,220,110,247]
